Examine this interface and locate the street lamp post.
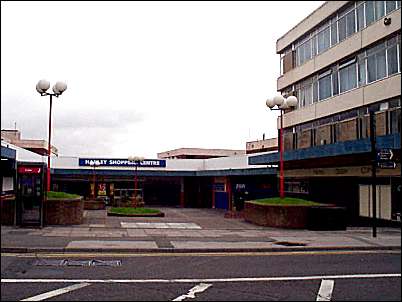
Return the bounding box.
[266,95,298,199]
[89,160,101,200]
[128,156,144,207]
[36,79,67,192]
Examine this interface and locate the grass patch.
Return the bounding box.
[109,207,161,215]
[248,197,323,206]
[47,191,81,199]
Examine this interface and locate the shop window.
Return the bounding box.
[389,108,401,134]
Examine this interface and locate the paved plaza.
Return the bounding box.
[1,208,401,253]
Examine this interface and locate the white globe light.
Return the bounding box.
[286,95,298,107]
[55,81,67,94]
[280,99,289,109]
[273,95,285,106]
[266,98,275,108]
[52,84,61,95]
[36,79,50,93]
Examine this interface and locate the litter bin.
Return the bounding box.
[307,206,347,230]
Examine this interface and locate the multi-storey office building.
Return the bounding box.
[250,1,401,225]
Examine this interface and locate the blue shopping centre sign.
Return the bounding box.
[79,158,166,168]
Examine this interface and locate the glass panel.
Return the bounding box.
[339,63,357,93]
[318,74,332,100]
[313,80,318,103]
[305,84,312,106]
[377,48,386,79]
[387,44,398,75]
[332,68,339,95]
[357,3,365,30]
[365,1,375,25]
[375,1,385,20]
[331,18,338,46]
[358,57,366,86]
[338,15,347,42]
[390,109,401,134]
[317,26,330,54]
[346,10,356,37]
[367,55,377,82]
[311,35,317,56]
[386,1,397,14]
[397,1,401,8]
[304,39,312,62]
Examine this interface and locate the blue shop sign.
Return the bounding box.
[79,158,166,168]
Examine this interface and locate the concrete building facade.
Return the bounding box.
[250,0,401,224]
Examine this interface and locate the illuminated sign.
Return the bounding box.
[79,158,166,168]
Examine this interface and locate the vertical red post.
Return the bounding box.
[180,177,185,208]
[47,95,53,192]
[92,166,96,199]
[133,164,138,207]
[279,109,285,199]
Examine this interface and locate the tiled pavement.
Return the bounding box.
[1,208,401,252]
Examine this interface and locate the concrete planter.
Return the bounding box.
[244,201,311,229]
[44,197,84,225]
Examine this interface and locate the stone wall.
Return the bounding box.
[44,198,83,225]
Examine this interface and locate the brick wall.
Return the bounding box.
[1,196,15,225]
[44,198,83,225]
[244,202,310,228]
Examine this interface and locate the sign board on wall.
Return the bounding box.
[98,183,107,196]
[79,158,166,168]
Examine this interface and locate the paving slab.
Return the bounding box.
[66,240,158,250]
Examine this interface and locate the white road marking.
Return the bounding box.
[20,282,90,301]
[120,222,201,229]
[172,283,212,301]
[316,279,334,301]
[2,273,400,284]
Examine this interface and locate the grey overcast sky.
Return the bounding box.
[1,1,324,158]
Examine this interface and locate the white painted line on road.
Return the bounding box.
[2,273,400,284]
[172,283,212,301]
[316,280,334,301]
[20,282,90,301]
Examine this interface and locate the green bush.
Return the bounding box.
[47,191,81,199]
[248,197,323,206]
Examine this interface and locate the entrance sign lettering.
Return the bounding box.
[79,158,166,168]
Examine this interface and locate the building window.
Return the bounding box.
[290,1,401,69]
[386,1,397,14]
[387,37,399,75]
[318,70,332,100]
[365,1,375,25]
[358,53,367,86]
[317,23,330,54]
[357,2,365,30]
[339,58,357,93]
[375,1,385,19]
[367,42,387,83]
[330,17,338,46]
